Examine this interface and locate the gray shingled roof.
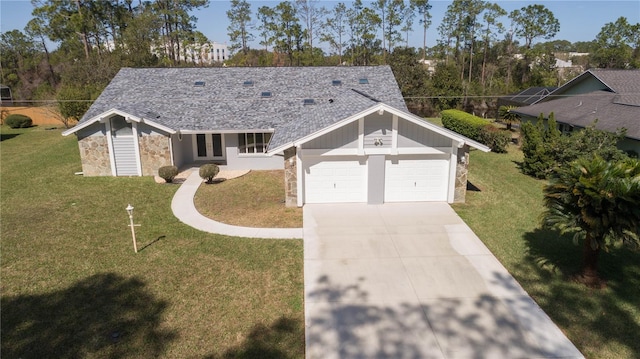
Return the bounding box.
[513,90,640,140]
[77,66,408,150]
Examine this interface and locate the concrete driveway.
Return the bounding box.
[304,203,583,359]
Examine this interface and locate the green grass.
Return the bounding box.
[0,126,304,358]
[3,124,638,359]
[453,145,640,359]
[194,170,303,228]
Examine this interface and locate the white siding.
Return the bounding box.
[364,114,392,148]
[303,121,359,149]
[398,120,452,148]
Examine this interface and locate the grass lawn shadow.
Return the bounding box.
[467,180,481,192]
[0,133,21,141]
[521,228,640,358]
[138,235,166,252]
[205,316,303,359]
[1,273,177,358]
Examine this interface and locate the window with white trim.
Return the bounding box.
[238,132,272,154]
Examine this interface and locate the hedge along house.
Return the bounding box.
[63,66,489,206]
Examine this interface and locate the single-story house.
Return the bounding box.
[63,66,489,206]
[512,69,640,154]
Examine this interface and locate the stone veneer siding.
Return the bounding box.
[284,147,298,207]
[454,145,470,203]
[78,135,111,176]
[139,134,172,176]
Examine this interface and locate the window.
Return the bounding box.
[194,81,205,87]
[303,98,315,105]
[110,116,132,137]
[332,80,342,86]
[238,132,272,154]
[359,78,369,84]
[243,80,254,87]
[261,91,272,98]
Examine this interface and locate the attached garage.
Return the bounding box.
[303,156,367,203]
[384,154,449,202]
[287,104,490,206]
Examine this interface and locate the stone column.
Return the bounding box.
[454,145,470,203]
[284,147,298,207]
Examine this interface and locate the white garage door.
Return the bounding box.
[384,155,449,202]
[304,156,367,203]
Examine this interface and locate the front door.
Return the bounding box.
[194,133,225,160]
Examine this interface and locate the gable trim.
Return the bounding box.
[269,103,490,154]
[62,108,177,136]
[533,69,612,105]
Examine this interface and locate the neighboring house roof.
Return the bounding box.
[513,69,640,141]
[535,68,640,105]
[498,87,556,107]
[512,90,640,140]
[63,66,408,150]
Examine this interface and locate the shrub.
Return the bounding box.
[520,114,628,179]
[199,164,220,183]
[478,125,511,153]
[441,109,489,140]
[158,165,179,183]
[5,114,32,128]
[441,109,509,152]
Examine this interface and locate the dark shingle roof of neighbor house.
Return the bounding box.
[78,66,408,150]
[513,90,640,140]
[513,69,640,141]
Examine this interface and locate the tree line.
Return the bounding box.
[1,0,639,121]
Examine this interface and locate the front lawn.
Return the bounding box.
[453,145,640,359]
[0,126,304,358]
[194,170,303,228]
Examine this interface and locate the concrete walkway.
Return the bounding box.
[171,170,303,239]
[304,203,583,359]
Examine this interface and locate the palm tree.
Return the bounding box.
[541,156,640,287]
[498,105,520,130]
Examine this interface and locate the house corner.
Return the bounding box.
[284,147,298,207]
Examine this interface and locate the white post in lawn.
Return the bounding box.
[126,204,138,253]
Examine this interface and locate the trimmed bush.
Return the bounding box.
[441,109,488,140]
[441,109,509,153]
[158,165,179,183]
[199,164,220,184]
[478,125,511,153]
[5,114,32,128]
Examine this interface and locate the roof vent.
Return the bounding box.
[358,78,369,84]
[303,98,315,105]
[243,80,254,87]
[261,91,272,98]
[194,81,205,87]
[332,80,342,86]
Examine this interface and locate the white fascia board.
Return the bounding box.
[379,104,491,152]
[141,119,176,135]
[62,108,176,136]
[62,108,129,136]
[269,102,491,155]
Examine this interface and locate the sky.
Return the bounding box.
[1,0,639,52]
